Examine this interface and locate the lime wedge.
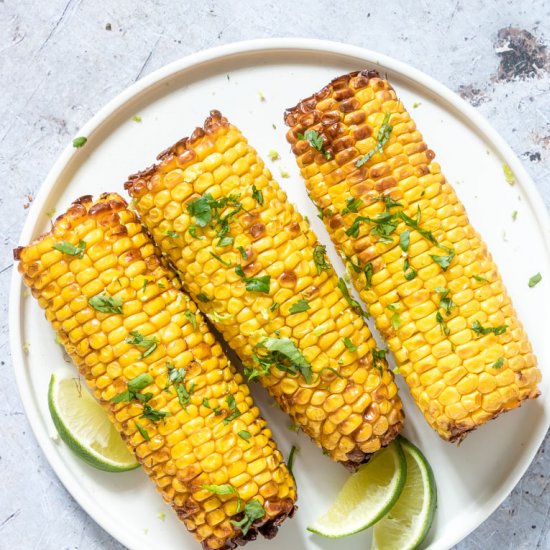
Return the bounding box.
[48,371,139,472]
[371,436,437,550]
[307,440,406,537]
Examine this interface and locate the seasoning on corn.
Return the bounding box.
[14,193,296,549]
[284,70,541,442]
[125,111,404,468]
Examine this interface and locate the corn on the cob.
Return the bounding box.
[15,193,296,550]
[284,70,541,442]
[125,111,404,467]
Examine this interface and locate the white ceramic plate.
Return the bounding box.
[9,39,550,550]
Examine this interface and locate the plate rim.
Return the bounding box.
[9,37,550,550]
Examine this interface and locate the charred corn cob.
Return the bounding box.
[125,111,404,467]
[284,70,541,441]
[15,193,296,550]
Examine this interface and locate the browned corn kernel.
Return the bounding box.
[15,193,296,549]
[125,112,404,466]
[284,70,540,442]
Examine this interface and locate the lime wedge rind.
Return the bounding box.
[48,371,140,473]
[371,436,437,550]
[307,439,407,538]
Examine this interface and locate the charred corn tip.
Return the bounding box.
[125,110,229,198]
[15,193,296,549]
[284,70,382,127]
[284,70,541,442]
[125,112,405,467]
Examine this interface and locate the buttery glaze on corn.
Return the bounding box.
[125,112,404,467]
[15,194,295,550]
[284,70,540,441]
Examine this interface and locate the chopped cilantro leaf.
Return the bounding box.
[372,348,386,372]
[53,240,86,258]
[355,113,393,167]
[166,363,185,384]
[471,321,508,336]
[399,230,410,252]
[255,337,312,383]
[187,194,214,227]
[189,225,203,239]
[435,287,456,315]
[141,404,170,423]
[398,208,438,245]
[128,373,154,393]
[346,212,398,242]
[343,337,357,352]
[202,484,241,512]
[230,499,265,536]
[430,248,455,271]
[373,195,402,211]
[251,185,264,206]
[436,311,450,335]
[297,129,331,159]
[528,272,542,288]
[387,303,401,329]
[202,483,238,496]
[364,262,374,289]
[184,310,197,330]
[125,330,158,358]
[111,373,153,403]
[223,394,242,425]
[288,445,299,476]
[72,136,87,148]
[176,381,195,409]
[403,258,417,280]
[235,265,271,293]
[88,293,122,314]
[135,421,150,440]
[337,278,369,319]
[341,197,363,215]
[345,255,362,274]
[202,397,222,415]
[313,244,331,275]
[289,298,310,314]
[187,194,242,251]
[217,236,234,247]
[210,252,232,266]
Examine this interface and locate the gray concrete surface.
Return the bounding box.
[1,1,549,549]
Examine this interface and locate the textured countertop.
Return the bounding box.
[1,1,549,549]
